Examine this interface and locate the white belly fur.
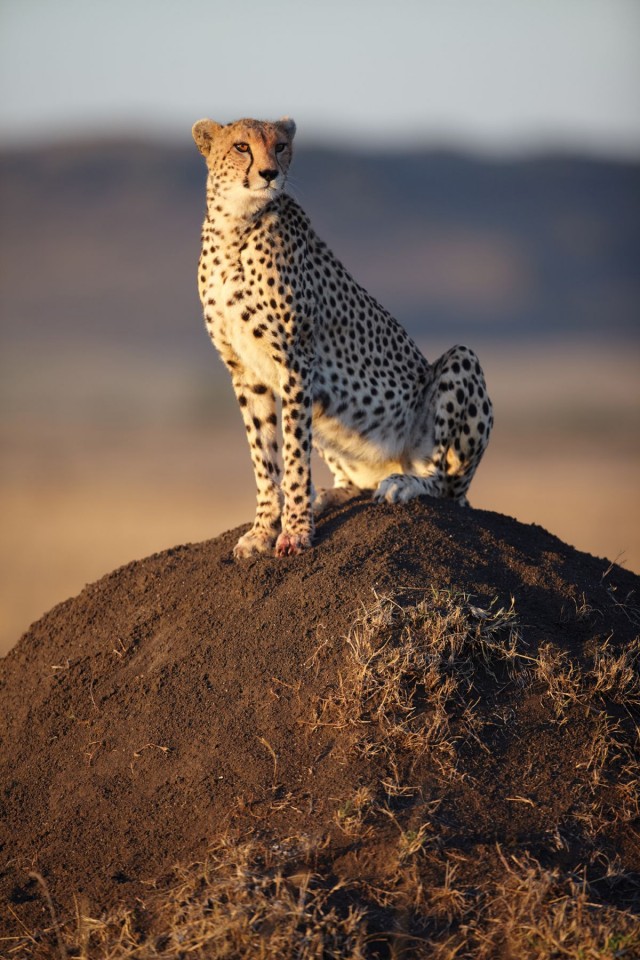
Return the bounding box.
[313,412,407,488]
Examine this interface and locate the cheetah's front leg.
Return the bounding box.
[276,360,314,556]
[228,373,282,559]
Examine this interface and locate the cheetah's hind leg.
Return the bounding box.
[374,345,493,507]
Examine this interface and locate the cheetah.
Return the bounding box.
[193,117,493,558]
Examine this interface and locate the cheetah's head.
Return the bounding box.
[193,117,296,217]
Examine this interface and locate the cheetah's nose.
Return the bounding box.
[259,169,278,183]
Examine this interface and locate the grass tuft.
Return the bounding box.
[315,590,521,775]
[473,853,640,960]
[38,838,369,960]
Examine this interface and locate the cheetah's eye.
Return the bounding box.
[275,143,287,154]
[235,142,250,153]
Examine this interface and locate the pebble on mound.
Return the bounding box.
[1,496,638,953]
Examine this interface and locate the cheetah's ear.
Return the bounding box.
[192,119,222,156]
[278,117,296,140]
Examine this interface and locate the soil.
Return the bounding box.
[1,495,639,952]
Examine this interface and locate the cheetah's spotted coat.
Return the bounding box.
[193,117,493,557]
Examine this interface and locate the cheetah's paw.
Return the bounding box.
[275,531,313,557]
[233,528,277,559]
[313,484,359,517]
[374,474,425,504]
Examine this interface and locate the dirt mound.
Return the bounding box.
[1,497,639,957]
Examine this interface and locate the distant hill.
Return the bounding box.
[1,139,638,360]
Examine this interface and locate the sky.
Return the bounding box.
[1,0,639,155]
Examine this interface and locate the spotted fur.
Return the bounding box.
[193,117,493,558]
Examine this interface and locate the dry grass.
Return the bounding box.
[12,848,638,960]
[313,590,521,776]
[534,636,640,720]
[589,636,640,706]
[9,839,369,960]
[335,785,377,838]
[472,853,640,960]
[529,632,640,837]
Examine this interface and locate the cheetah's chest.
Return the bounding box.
[205,262,281,390]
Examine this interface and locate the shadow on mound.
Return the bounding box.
[1,497,639,955]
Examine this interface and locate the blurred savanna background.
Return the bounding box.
[1,0,639,656]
